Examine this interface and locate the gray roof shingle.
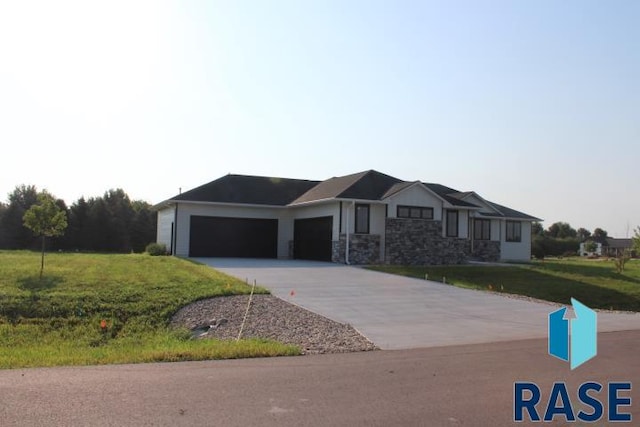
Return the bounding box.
[481,201,540,221]
[606,238,633,249]
[422,184,481,208]
[291,170,403,204]
[162,170,538,221]
[171,174,319,206]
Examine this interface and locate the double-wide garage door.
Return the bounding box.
[189,216,278,258]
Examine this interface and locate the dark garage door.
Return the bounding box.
[294,216,333,261]
[189,216,278,258]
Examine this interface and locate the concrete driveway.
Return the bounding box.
[195,258,640,350]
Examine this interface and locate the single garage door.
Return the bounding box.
[293,216,333,261]
[189,216,278,258]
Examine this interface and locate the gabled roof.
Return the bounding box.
[291,170,402,204]
[439,188,538,220]
[422,184,482,208]
[171,174,319,206]
[448,190,503,214]
[479,201,541,221]
[381,181,417,199]
[158,170,539,221]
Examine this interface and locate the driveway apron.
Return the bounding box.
[195,258,640,350]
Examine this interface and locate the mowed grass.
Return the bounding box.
[369,259,640,312]
[0,251,299,369]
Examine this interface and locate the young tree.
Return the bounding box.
[633,227,640,255]
[23,191,68,279]
[584,240,597,253]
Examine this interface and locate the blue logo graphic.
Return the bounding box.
[548,298,597,369]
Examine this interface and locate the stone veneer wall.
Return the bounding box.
[331,239,344,263]
[471,240,501,262]
[331,234,380,264]
[385,218,470,265]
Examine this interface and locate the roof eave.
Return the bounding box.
[384,181,452,205]
[287,198,340,207]
[151,200,175,211]
[475,212,542,221]
[161,200,288,209]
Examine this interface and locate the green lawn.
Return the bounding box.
[369,259,640,312]
[0,251,299,369]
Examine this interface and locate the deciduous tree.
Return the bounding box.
[547,222,577,239]
[23,191,68,278]
[576,228,591,242]
[584,240,597,253]
[592,228,608,244]
[531,221,544,236]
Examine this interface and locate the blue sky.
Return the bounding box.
[1,1,638,236]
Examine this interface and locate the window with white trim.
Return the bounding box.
[506,220,522,242]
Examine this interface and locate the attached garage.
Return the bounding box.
[293,216,333,261]
[189,216,278,258]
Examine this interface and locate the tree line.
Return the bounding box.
[531,221,611,259]
[0,185,156,253]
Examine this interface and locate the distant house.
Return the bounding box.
[153,170,540,265]
[603,238,634,257]
[579,241,602,257]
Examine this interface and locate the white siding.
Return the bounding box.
[339,202,350,234]
[368,204,386,236]
[491,219,500,242]
[290,202,341,240]
[370,204,386,261]
[174,203,290,257]
[156,206,175,252]
[500,221,532,261]
[385,185,443,220]
[337,202,387,261]
[458,210,469,239]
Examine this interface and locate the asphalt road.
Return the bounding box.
[1,330,637,426]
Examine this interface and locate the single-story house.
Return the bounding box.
[153,170,540,265]
[603,238,635,257]
[579,241,603,257]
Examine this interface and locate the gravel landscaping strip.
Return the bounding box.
[170,294,377,355]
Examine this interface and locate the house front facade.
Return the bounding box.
[154,170,539,264]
